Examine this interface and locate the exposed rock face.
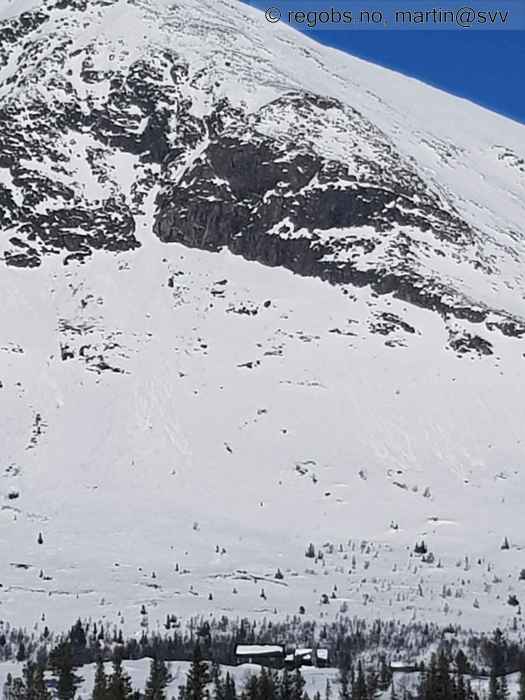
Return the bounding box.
[153,93,521,338]
[0,0,524,350]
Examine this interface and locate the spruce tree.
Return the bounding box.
[223,674,236,700]
[244,675,259,700]
[6,677,25,700]
[291,669,304,700]
[378,658,391,692]
[488,671,500,700]
[518,665,525,700]
[499,674,510,700]
[436,650,454,700]
[212,663,224,700]
[184,643,210,700]
[92,658,108,700]
[280,669,293,700]
[24,662,51,700]
[257,668,277,700]
[2,674,13,700]
[456,673,467,700]
[488,628,508,700]
[23,662,36,700]
[49,642,81,700]
[337,656,351,700]
[107,654,134,700]
[35,666,51,700]
[353,662,368,700]
[70,620,87,666]
[455,650,469,676]
[144,657,172,700]
[418,653,440,700]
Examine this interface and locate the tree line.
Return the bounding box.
[4,641,525,700]
[3,621,525,700]
[4,615,525,677]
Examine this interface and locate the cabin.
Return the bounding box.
[235,644,285,668]
[44,678,58,697]
[317,648,329,667]
[285,648,329,668]
[294,648,314,666]
[390,660,419,674]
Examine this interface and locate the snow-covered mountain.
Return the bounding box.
[1,0,524,636]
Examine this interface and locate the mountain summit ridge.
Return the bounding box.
[1,0,524,341]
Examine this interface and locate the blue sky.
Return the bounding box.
[243,2,525,124]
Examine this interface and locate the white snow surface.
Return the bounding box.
[236,645,284,656]
[0,0,524,639]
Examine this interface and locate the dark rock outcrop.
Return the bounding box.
[0,0,523,347]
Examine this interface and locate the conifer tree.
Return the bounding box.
[2,673,13,700]
[107,654,134,700]
[257,668,277,700]
[499,674,510,700]
[49,642,81,700]
[436,650,454,700]
[22,663,34,698]
[183,643,210,700]
[70,620,87,666]
[305,544,315,558]
[466,680,476,700]
[92,658,108,700]
[5,677,25,700]
[210,663,221,692]
[280,669,293,700]
[352,661,368,700]
[456,673,467,700]
[488,628,508,700]
[378,658,391,692]
[518,666,525,700]
[290,669,304,700]
[418,651,457,700]
[24,662,51,700]
[489,671,499,700]
[337,656,351,700]
[144,657,172,700]
[455,649,469,676]
[212,663,224,700]
[223,674,236,700]
[244,675,259,700]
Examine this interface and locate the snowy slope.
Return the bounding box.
[0,0,525,637]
